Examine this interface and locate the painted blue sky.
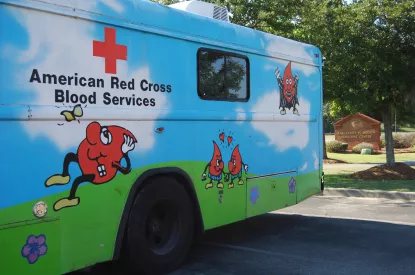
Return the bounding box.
[0,0,322,209]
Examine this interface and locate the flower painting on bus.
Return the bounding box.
[288,177,297,194]
[250,186,260,204]
[45,121,137,211]
[21,234,48,264]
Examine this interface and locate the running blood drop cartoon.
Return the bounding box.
[202,141,226,189]
[275,61,300,115]
[45,121,137,211]
[227,145,248,189]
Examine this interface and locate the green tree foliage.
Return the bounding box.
[318,0,415,166]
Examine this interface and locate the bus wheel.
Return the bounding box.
[126,176,195,274]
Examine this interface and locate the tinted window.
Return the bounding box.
[198,48,249,101]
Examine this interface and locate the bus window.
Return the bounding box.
[197,48,249,101]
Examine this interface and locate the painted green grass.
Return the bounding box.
[1,160,321,275]
[327,152,415,164]
[325,174,415,192]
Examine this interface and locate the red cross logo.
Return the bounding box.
[93,27,127,74]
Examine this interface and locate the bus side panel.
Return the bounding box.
[0,1,323,274]
[0,219,61,275]
[244,53,323,217]
[0,3,249,273]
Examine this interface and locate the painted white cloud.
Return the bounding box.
[101,0,125,13]
[299,162,308,172]
[250,90,310,151]
[32,0,124,13]
[313,151,319,169]
[32,0,97,10]
[266,37,318,76]
[235,107,246,124]
[9,6,167,152]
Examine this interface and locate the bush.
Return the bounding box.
[327,140,348,153]
[380,133,415,149]
[393,133,415,149]
[352,142,374,154]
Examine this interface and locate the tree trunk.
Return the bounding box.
[323,121,328,159]
[382,105,395,167]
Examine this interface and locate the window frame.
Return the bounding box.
[196,47,250,102]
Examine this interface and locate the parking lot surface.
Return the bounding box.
[71,196,415,275]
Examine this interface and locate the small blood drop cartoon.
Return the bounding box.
[227,136,233,146]
[219,132,225,142]
[45,121,137,211]
[227,145,248,189]
[275,61,300,115]
[202,141,225,189]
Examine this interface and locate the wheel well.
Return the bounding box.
[113,167,205,260]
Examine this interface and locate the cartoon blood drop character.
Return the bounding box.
[227,145,248,189]
[45,121,137,211]
[275,61,300,115]
[202,141,225,189]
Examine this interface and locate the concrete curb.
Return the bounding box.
[322,188,415,201]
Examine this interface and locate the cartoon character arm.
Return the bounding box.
[112,134,136,175]
[202,163,210,181]
[242,160,248,172]
[275,68,284,91]
[293,73,300,89]
[293,74,300,105]
[276,68,285,108]
[113,154,131,175]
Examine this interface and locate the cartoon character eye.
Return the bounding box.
[216,159,220,166]
[286,79,289,84]
[289,79,292,84]
[233,159,236,166]
[100,127,112,145]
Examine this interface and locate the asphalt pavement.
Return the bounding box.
[70,196,415,275]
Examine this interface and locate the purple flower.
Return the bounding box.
[250,186,260,204]
[288,177,296,193]
[21,234,48,264]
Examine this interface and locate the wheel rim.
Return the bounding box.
[145,199,180,255]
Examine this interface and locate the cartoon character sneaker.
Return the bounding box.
[53,197,80,211]
[45,175,70,187]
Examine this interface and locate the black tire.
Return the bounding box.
[126,176,195,275]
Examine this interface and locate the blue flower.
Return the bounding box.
[21,234,48,264]
[250,186,260,204]
[288,177,296,193]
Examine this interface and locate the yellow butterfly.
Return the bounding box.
[60,104,83,122]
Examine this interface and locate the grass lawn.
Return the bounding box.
[327,152,415,164]
[325,174,415,192]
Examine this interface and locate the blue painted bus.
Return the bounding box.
[0,0,324,274]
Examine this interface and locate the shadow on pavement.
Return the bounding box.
[70,213,415,275]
